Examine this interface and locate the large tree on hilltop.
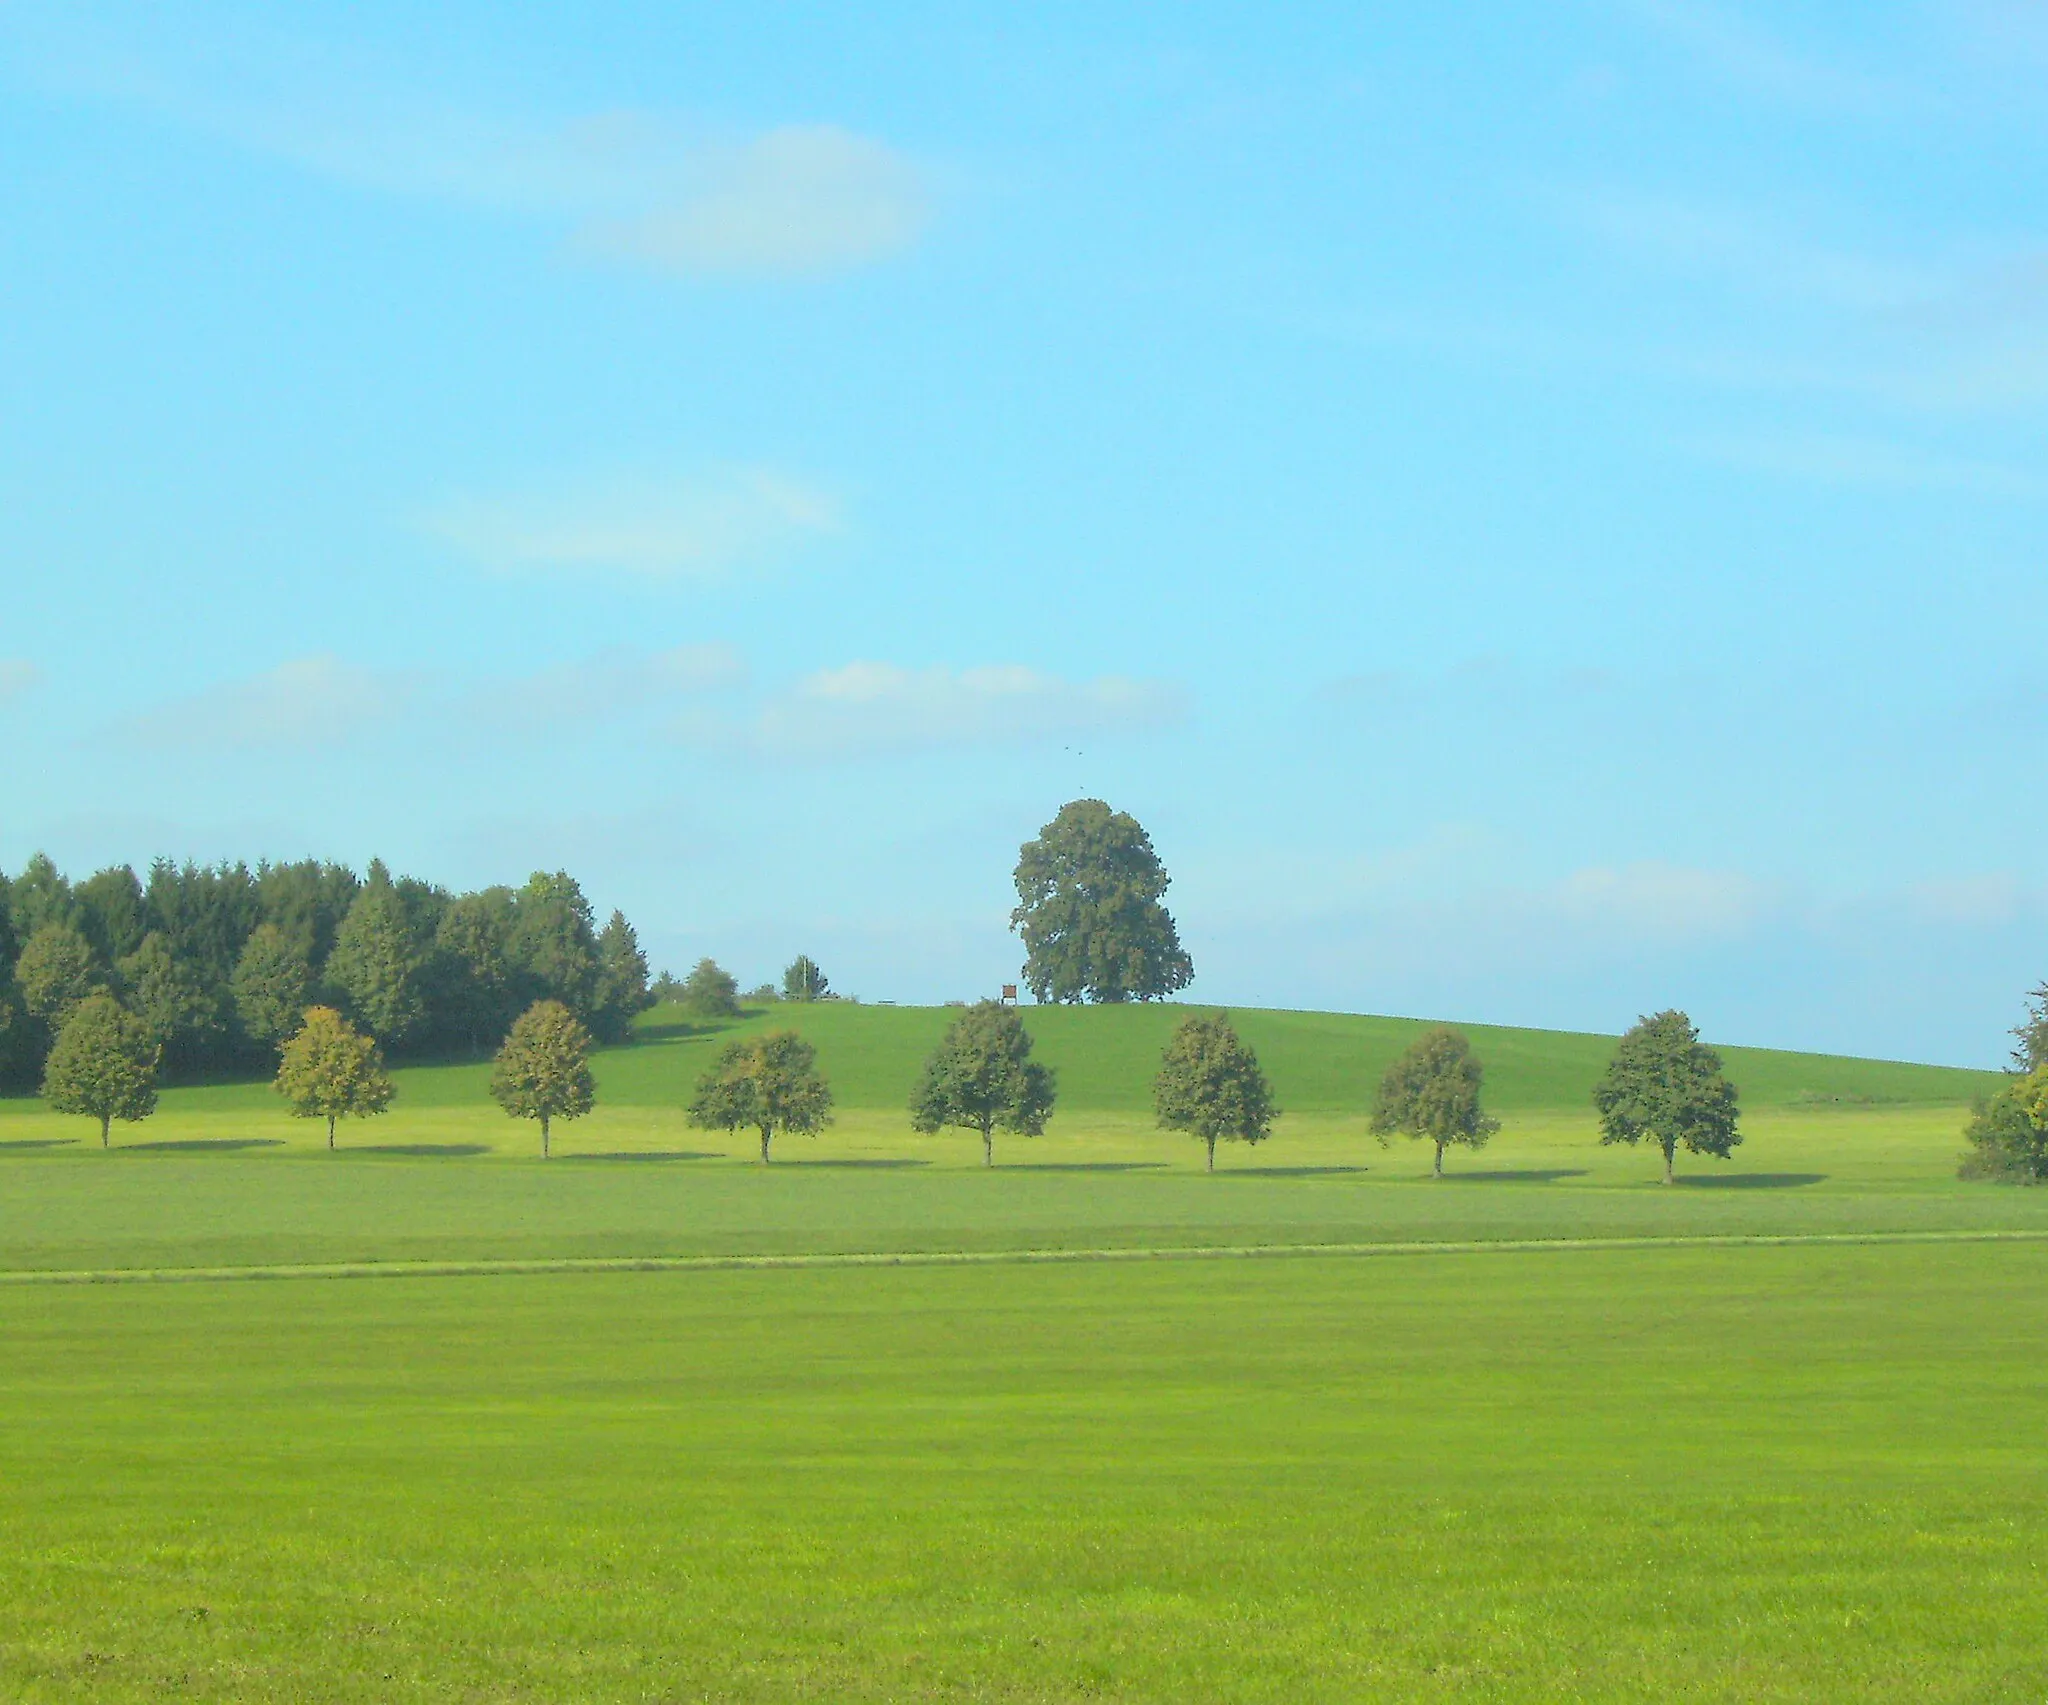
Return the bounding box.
[1011,800,1193,1003]
[1592,1010,1741,1184]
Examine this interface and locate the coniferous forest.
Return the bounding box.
[0,854,651,1089]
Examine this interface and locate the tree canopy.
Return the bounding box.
[781,954,830,1003]
[909,1000,1056,1167]
[1960,1068,2048,1183]
[490,1000,596,1157]
[1371,1025,1500,1177]
[275,1006,395,1148]
[1154,1011,1276,1171]
[1592,1010,1741,1184]
[0,853,649,1088]
[41,992,158,1147]
[678,957,741,1019]
[1011,800,1193,1004]
[689,1030,834,1164]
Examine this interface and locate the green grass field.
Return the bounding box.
[2,1004,2040,1699]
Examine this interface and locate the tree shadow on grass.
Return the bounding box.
[795,1157,929,1169]
[1675,1172,1827,1189]
[1229,1164,1371,1178]
[0,1138,77,1150]
[1020,1162,1168,1173]
[568,1150,724,1163]
[1442,1168,1589,1184]
[346,1143,492,1158]
[120,1138,284,1153]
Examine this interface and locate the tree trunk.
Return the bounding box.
[1663,1141,1675,1185]
[760,1126,772,1165]
[983,1124,994,1168]
[1206,1135,1216,1173]
[100,1114,110,1149]
[542,1114,551,1159]
[327,1114,336,1150]
[1434,1139,1445,1178]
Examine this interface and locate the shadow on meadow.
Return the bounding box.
[1442,1168,1590,1184]
[1018,1162,1168,1173]
[0,1138,77,1150]
[568,1151,724,1164]
[796,1158,928,1169]
[1675,1172,1827,1189]
[1230,1164,1371,1178]
[118,1139,285,1153]
[345,1143,493,1158]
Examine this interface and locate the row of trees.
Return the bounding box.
[0,854,653,1087]
[38,972,1746,1182]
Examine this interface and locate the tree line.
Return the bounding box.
[0,853,654,1089]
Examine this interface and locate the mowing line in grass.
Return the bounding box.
[5,1223,2047,1287]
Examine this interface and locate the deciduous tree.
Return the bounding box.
[490,999,595,1158]
[1371,1026,1500,1177]
[232,924,312,1052]
[42,992,157,1147]
[1960,1068,2048,1183]
[274,1006,394,1148]
[909,1000,1055,1167]
[1593,1010,1741,1184]
[14,922,99,1024]
[116,931,222,1070]
[1155,1011,1276,1172]
[679,957,741,1019]
[781,955,830,1003]
[689,1030,833,1164]
[1012,800,1193,1003]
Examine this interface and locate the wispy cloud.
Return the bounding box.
[106,645,745,751]
[1550,861,1774,946]
[1620,0,1910,115]
[113,654,423,750]
[1689,430,2048,498]
[460,644,745,731]
[0,660,44,707]
[424,466,844,581]
[690,662,1188,760]
[2,17,932,278]
[1549,185,1944,311]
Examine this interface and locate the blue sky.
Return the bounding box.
[3,1,2045,1064]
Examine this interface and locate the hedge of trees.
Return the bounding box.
[0,853,652,1089]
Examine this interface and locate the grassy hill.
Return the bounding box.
[416,999,1997,1118]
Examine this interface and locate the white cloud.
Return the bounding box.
[109,645,746,750]
[1688,430,2048,498]
[118,654,420,749]
[0,19,931,278]
[425,466,844,580]
[461,644,745,731]
[0,660,44,706]
[711,662,1187,759]
[1550,862,1773,945]
[570,125,931,278]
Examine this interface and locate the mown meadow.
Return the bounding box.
[2,1003,2042,1700]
